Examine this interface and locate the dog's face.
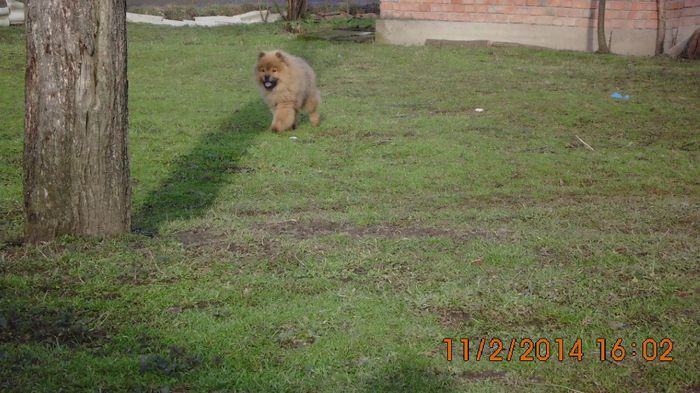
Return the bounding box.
[256,51,286,91]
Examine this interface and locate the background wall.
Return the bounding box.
[378,0,700,55]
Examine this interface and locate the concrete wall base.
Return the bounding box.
[376,18,682,56]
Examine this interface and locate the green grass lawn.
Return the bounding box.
[1,20,699,392]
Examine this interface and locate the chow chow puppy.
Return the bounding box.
[255,50,321,132]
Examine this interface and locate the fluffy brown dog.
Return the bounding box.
[255,50,321,132]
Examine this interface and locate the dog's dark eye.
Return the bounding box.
[259,68,264,72]
[272,68,277,73]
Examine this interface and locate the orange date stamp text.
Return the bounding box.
[442,337,673,362]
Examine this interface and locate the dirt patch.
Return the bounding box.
[232,205,344,218]
[172,229,227,247]
[0,307,110,347]
[275,324,317,349]
[166,300,225,314]
[457,370,507,381]
[258,219,497,241]
[139,346,203,375]
[317,127,345,137]
[114,263,176,286]
[226,166,254,174]
[431,306,473,328]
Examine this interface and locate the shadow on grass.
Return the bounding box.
[133,101,268,235]
[362,360,456,393]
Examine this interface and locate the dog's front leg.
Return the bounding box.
[271,103,296,132]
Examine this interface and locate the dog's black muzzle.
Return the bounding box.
[262,75,278,90]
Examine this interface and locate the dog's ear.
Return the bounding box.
[275,51,286,62]
[258,52,266,59]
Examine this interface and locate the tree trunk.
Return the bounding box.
[287,0,307,20]
[655,0,666,55]
[596,0,610,54]
[24,0,130,243]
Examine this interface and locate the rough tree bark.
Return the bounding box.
[596,0,610,53]
[24,0,130,243]
[655,0,666,55]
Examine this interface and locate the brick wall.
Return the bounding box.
[668,0,700,30]
[381,0,700,32]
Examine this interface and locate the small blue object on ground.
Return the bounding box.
[610,92,630,100]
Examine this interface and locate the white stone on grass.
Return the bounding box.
[160,19,197,27]
[4,0,23,26]
[237,10,281,24]
[125,10,281,27]
[0,6,9,28]
[126,12,164,24]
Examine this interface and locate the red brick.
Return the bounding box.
[460,12,477,21]
[606,10,629,19]
[527,6,550,15]
[681,7,700,17]
[464,4,489,12]
[490,13,509,22]
[554,7,568,16]
[627,11,659,20]
[511,14,553,24]
[574,17,594,27]
[508,13,527,23]
[680,15,700,26]
[571,0,594,9]
[607,19,630,29]
[483,12,510,22]
[607,1,626,10]
[566,16,579,26]
[556,7,586,17]
[631,2,657,11]
[669,1,685,10]
[666,10,681,18]
[470,13,490,22]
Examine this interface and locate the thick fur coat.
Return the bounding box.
[255,50,321,132]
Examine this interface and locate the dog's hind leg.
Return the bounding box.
[303,90,321,127]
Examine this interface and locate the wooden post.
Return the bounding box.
[656,0,666,55]
[597,0,610,53]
